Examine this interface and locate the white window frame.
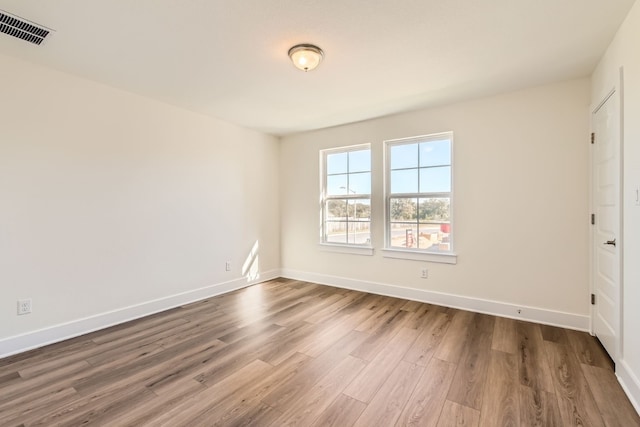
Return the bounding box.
[319,144,373,255]
[382,132,457,264]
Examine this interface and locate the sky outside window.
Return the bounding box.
[326,149,371,195]
[390,139,451,194]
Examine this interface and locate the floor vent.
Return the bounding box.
[0,11,50,45]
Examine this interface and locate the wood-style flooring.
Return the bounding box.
[1,278,638,426]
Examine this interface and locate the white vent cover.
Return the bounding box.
[0,11,50,45]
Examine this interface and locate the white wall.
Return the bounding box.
[280,79,591,328]
[0,54,280,356]
[592,0,640,412]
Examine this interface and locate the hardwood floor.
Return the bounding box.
[1,278,638,426]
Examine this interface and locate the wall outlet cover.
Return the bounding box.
[17,299,32,315]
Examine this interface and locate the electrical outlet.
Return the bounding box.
[421,268,429,279]
[17,298,32,315]
[225,261,231,271]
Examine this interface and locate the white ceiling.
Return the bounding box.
[0,1,635,136]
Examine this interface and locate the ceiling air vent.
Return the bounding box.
[0,11,50,45]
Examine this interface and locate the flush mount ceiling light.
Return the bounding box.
[288,43,324,72]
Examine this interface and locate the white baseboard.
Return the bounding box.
[618,360,640,415]
[281,269,590,331]
[0,269,280,359]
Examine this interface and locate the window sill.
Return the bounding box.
[318,243,374,256]
[381,248,457,264]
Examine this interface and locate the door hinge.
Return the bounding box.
[591,132,595,144]
[591,214,595,225]
[591,293,596,305]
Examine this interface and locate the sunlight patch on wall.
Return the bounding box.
[242,240,260,282]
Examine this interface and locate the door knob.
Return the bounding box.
[604,238,616,247]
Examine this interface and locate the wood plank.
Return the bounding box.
[269,301,316,327]
[491,316,518,354]
[434,309,475,363]
[404,303,439,329]
[233,285,324,328]
[311,394,367,427]
[216,318,285,345]
[517,321,554,393]
[24,381,153,426]
[276,294,343,326]
[261,329,368,409]
[518,384,563,427]
[344,327,419,403]
[305,292,361,324]
[298,308,374,358]
[0,339,96,379]
[478,350,520,426]
[190,323,285,387]
[0,382,82,425]
[354,293,387,312]
[539,324,568,344]
[334,292,383,317]
[272,355,366,426]
[566,330,614,371]
[223,403,283,427]
[395,357,457,427]
[0,371,21,389]
[144,341,228,394]
[350,309,410,361]
[90,316,190,345]
[150,358,274,426]
[55,387,157,427]
[581,364,640,427]
[0,387,78,426]
[544,341,605,427]
[401,299,424,313]
[12,342,102,381]
[354,305,403,334]
[0,360,91,408]
[436,400,480,427]
[157,314,240,347]
[257,321,319,366]
[353,361,424,427]
[189,352,312,426]
[109,379,205,426]
[446,313,494,410]
[404,312,452,366]
[84,341,165,369]
[73,338,227,395]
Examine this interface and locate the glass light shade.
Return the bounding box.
[288,44,323,72]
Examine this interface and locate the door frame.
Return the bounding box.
[589,69,624,365]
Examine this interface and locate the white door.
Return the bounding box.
[592,90,621,362]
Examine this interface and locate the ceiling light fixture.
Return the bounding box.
[288,43,324,72]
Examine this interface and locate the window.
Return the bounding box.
[321,145,371,246]
[385,133,453,254]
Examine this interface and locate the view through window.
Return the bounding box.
[321,146,371,245]
[386,133,453,252]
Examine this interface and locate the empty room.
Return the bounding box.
[1,0,640,425]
